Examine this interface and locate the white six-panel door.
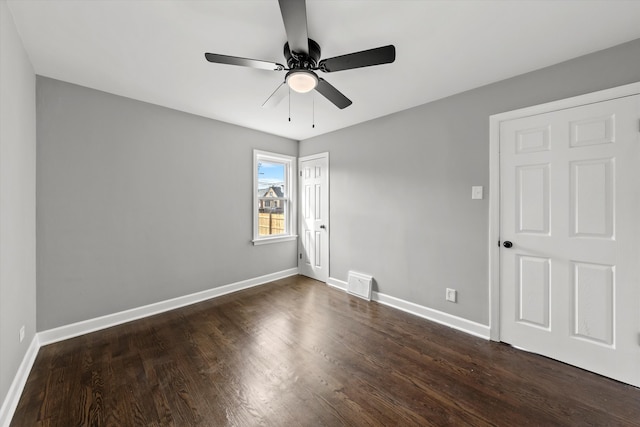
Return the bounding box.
[499,94,640,387]
[298,153,329,282]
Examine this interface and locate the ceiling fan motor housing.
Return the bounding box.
[284,39,321,69]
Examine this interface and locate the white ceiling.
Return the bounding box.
[7,0,640,141]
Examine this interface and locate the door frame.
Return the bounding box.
[488,81,640,341]
[297,152,330,282]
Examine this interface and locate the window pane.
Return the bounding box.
[257,160,287,236]
[258,161,286,197]
[258,201,287,236]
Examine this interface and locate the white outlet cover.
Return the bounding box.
[472,186,483,200]
[446,288,457,303]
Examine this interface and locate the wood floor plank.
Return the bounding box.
[9,275,640,426]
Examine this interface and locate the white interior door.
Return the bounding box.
[298,153,329,282]
[499,94,640,387]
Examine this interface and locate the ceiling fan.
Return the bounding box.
[204,0,396,109]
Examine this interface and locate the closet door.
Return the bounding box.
[499,95,640,387]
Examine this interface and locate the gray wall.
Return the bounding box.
[36,77,298,330]
[300,39,640,325]
[0,0,37,410]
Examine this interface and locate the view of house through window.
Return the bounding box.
[257,160,286,236]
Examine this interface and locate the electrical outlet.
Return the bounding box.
[19,325,25,343]
[446,288,457,303]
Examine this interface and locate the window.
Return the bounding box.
[253,150,296,245]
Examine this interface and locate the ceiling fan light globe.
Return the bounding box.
[286,70,318,93]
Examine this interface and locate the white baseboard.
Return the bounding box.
[39,267,299,346]
[327,276,348,291]
[327,276,490,339]
[0,335,40,427]
[372,292,490,339]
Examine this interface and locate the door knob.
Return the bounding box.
[319,225,326,229]
[503,241,513,248]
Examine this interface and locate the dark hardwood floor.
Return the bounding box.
[10,275,640,426]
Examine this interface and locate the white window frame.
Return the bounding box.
[253,149,297,245]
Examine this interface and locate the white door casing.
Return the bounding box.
[298,153,329,282]
[491,87,640,387]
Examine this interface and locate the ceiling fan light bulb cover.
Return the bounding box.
[287,71,318,93]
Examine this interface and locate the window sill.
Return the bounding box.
[252,235,298,246]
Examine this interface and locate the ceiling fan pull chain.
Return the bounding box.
[288,86,291,122]
[312,93,315,128]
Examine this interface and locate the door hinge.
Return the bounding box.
[299,253,302,259]
[300,171,302,177]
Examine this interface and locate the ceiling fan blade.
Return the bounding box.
[262,82,288,108]
[319,45,396,72]
[278,0,309,55]
[315,78,352,109]
[204,53,284,71]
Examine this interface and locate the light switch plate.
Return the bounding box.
[472,186,483,200]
